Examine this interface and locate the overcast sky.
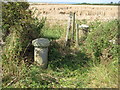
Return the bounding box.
[27,0,119,3]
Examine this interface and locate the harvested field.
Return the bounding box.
[29,3,118,25]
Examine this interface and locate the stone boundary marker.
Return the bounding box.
[32,38,50,69]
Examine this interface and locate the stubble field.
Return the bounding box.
[29,3,118,25]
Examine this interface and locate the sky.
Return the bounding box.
[27,0,120,4]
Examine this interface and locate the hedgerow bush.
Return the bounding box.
[2,2,45,87]
[2,2,45,60]
[71,20,119,88]
[81,20,119,65]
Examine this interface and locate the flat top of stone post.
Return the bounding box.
[79,24,89,29]
[32,38,50,47]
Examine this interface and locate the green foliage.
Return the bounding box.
[41,24,65,40]
[2,2,29,41]
[2,2,45,87]
[2,4,118,88]
[33,20,118,88]
[81,20,118,64]
[40,20,118,88]
[2,2,45,60]
[85,61,118,88]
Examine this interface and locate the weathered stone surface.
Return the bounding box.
[34,47,48,68]
[32,38,50,48]
[32,38,50,69]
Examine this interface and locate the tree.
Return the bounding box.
[110,2,113,4]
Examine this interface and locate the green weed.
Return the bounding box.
[2,8,119,88]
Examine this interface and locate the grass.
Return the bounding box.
[2,19,119,88]
[40,23,66,41]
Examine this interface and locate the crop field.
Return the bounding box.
[29,3,119,26]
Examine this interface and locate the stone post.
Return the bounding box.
[32,38,50,68]
[79,24,89,34]
[79,24,89,41]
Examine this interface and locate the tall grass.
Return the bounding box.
[2,19,118,88]
[2,3,119,87]
[2,2,45,88]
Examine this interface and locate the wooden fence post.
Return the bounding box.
[65,12,72,46]
[72,12,75,41]
[76,24,79,47]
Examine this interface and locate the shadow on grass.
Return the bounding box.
[42,36,60,41]
[48,40,91,71]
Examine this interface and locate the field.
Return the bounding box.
[29,3,118,26]
[2,2,119,88]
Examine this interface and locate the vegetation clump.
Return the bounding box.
[2,2,119,88]
[2,2,45,87]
